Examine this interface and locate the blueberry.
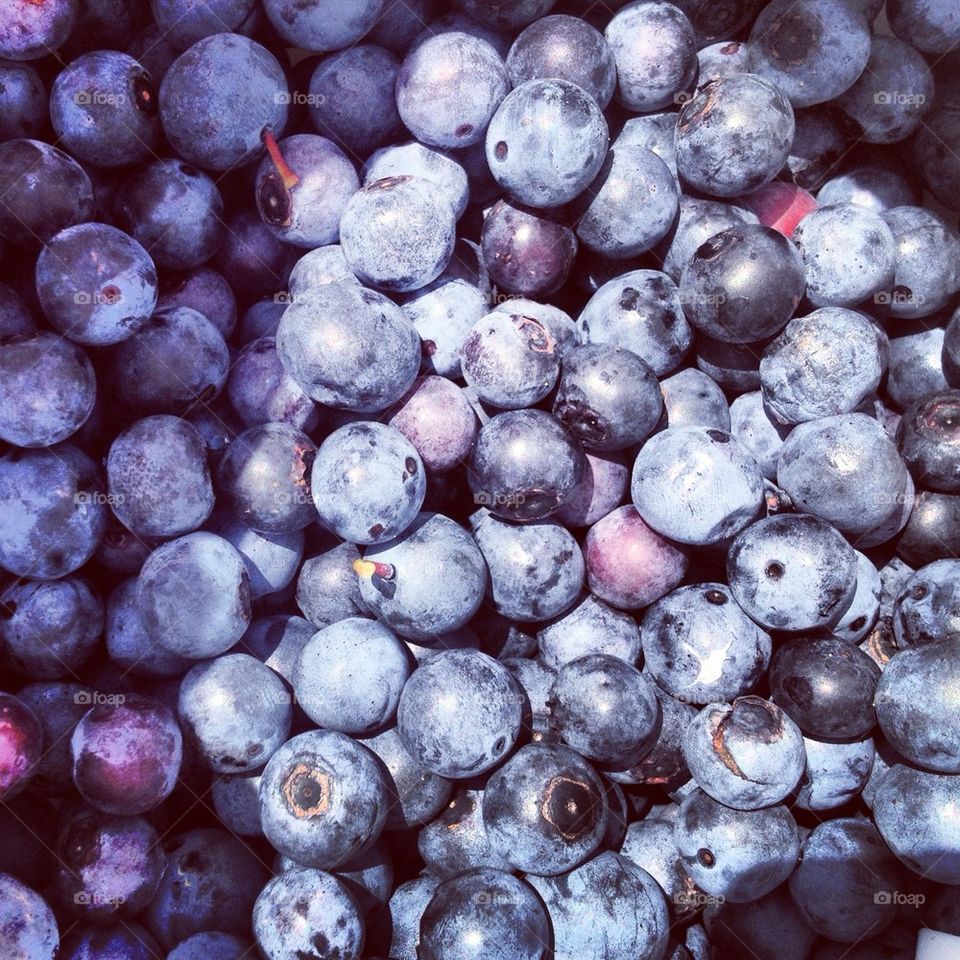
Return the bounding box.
[0,140,94,247]
[893,559,960,646]
[213,207,297,302]
[818,162,920,212]
[50,51,160,167]
[887,0,960,54]
[760,308,889,424]
[294,618,410,734]
[0,283,34,337]
[879,205,960,320]
[397,32,508,150]
[585,504,688,610]
[277,281,419,411]
[258,728,387,868]
[307,44,404,157]
[206,507,304,601]
[461,310,561,409]
[526,851,670,960]
[146,828,269,949]
[554,343,662,451]
[365,141,469,219]
[419,868,551,960]
[340,176,455,293]
[59,924,160,960]
[503,656,556,737]
[579,269,692,376]
[786,106,848,191]
[311,421,425,545]
[491,297,581,358]
[897,491,960,566]
[0,332,95,447]
[875,639,960,772]
[114,159,225,270]
[53,806,164,922]
[210,771,264,837]
[458,0,555,32]
[178,653,292,773]
[702,887,814,960]
[777,413,914,547]
[385,874,442,960]
[481,199,578,298]
[788,818,905,943]
[538,594,640,669]
[159,33,288,170]
[686,696,805,810]
[837,35,933,144]
[946,307,960,386]
[888,327,949,410]
[397,648,522,777]
[264,0,383,51]
[662,196,759,282]
[36,222,158,346]
[675,788,800,902]
[137,532,251,659]
[679,224,806,343]
[418,787,512,878]
[473,511,584,621]
[660,367,730,430]
[71,695,182,815]
[106,415,213,538]
[296,541,369,627]
[833,549,882,643]
[387,376,478,473]
[549,653,660,767]
[676,76,795,197]
[256,132,359,249]
[468,409,587,520]
[0,444,107,580]
[632,426,764,545]
[360,726,452,830]
[748,0,871,107]
[727,513,857,632]
[555,449,629,527]
[507,14,616,108]
[157,265,238,337]
[0,693,42,800]
[0,576,102,680]
[896,389,960,492]
[355,512,486,641]
[769,636,880,739]
[642,583,771,705]
[874,764,960,883]
[793,203,897,308]
[795,735,875,811]
[913,59,960,211]
[605,1,696,112]
[233,614,315,686]
[167,933,252,960]
[0,0,76,60]
[485,78,609,208]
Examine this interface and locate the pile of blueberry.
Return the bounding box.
[2,0,960,958]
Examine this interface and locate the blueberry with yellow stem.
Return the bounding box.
[353,513,486,641]
[256,129,359,249]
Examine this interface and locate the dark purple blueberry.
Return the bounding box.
[59,923,160,960]
[468,409,587,521]
[481,199,577,298]
[70,695,182,815]
[151,0,258,50]
[769,636,880,739]
[555,449,628,527]
[0,0,77,60]
[0,692,42,800]
[896,389,960,492]
[553,343,662,451]
[263,0,382,50]
[585,504,688,611]
[156,266,238,338]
